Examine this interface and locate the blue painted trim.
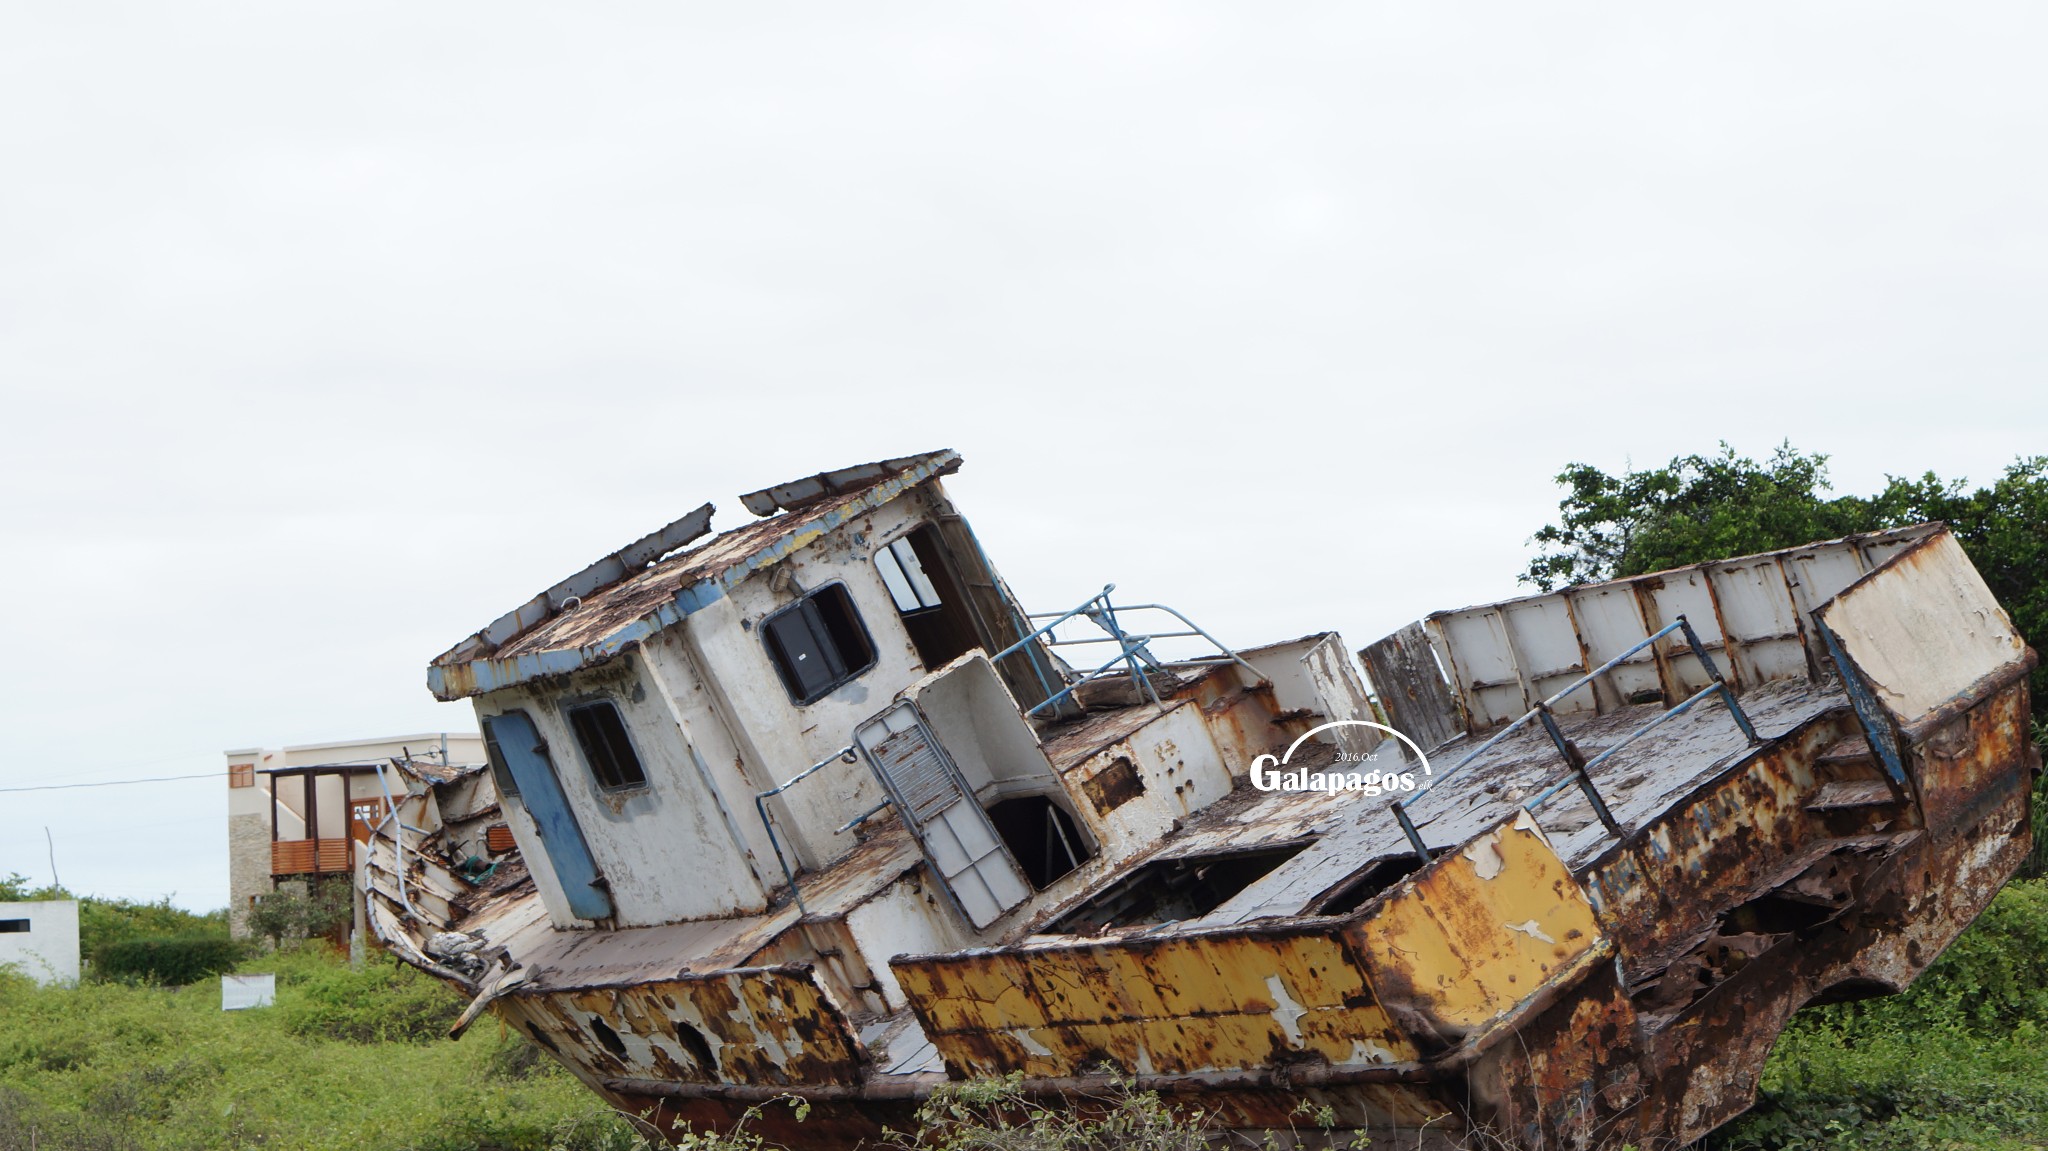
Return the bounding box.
[1816,620,1912,788]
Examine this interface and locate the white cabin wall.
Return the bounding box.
[684,496,946,871]
[473,653,769,929]
[636,628,784,887]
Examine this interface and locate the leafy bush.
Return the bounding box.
[246,879,353,946]
[273,947,465,1043]
[0,873,231,970]
[93,935,248,986]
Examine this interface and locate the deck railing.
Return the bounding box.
[994,585,1266,716]
[1390,614,1762,863]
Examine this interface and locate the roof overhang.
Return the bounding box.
[427,450,960,702]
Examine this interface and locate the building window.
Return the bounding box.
[228,763,255,789]
[875,537,943,614]
[762,583,877,704]
[0,919,28,934]
[566,700,648,791]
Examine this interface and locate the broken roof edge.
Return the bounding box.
[428,502,718,675]
[426,449,963,702]
[740,451,956,518]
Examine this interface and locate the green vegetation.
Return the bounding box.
[0,942,639,1151]
[246,880,354,949]
[92,935,248,986]
[1,873,238,980]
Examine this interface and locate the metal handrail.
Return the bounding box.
[1390,614,1761,864]
[999,585,1268,717]
[992,584,1118,663]
[753,746,857,916]
[369,759,416,916]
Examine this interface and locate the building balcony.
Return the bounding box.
[271,837,353,877]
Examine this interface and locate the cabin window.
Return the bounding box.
[0,920,28,934]
[873,527,981,671]
[482,720,521,798]
[566,700,648,791]
[228,763,255,788]
[876,537,943,614]
[763,584,877,704]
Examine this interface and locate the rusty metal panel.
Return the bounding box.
[1906,678,2037,841]
[892,927,1418,1080]
[1435,607,1529,730]
[1581,710,1858,966]
[498,966,865,1088]
[1705,557,1809,686]
[1361,622,1463,752]
[1348,812,1603,1051]
[1630,568,1730,695]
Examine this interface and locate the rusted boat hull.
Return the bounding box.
[370,450,2036,1151]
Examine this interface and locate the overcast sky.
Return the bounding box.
[3,4,2042,911]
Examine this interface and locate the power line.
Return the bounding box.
[0,771,219,794]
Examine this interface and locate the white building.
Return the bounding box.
[224,733,485,937]
[0,900,81,986]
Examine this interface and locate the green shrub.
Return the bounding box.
[275,950,465,1043]
[93,935,248,986]
[246,880,353,946]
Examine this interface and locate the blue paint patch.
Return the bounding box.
[1817,621,1912,788]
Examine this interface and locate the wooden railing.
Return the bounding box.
[271,838,352,876]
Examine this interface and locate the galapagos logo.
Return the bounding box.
[1250,721,1433,797]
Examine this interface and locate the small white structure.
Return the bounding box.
[221,973,276,1010]
[0,900,81,986]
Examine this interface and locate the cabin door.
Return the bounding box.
[854,701,1031,929]
[480,710,615,921]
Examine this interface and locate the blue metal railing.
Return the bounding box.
[993,585,1267,718]
[1390,614,1761,864]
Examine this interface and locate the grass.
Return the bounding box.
[0,943,641,1151]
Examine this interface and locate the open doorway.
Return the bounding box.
[984,794,1093,889]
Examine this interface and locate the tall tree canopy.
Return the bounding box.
[1522,443,2048,723]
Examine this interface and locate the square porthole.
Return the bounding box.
[762,584,877,704]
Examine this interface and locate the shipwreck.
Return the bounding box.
[364,449,2038,1149]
